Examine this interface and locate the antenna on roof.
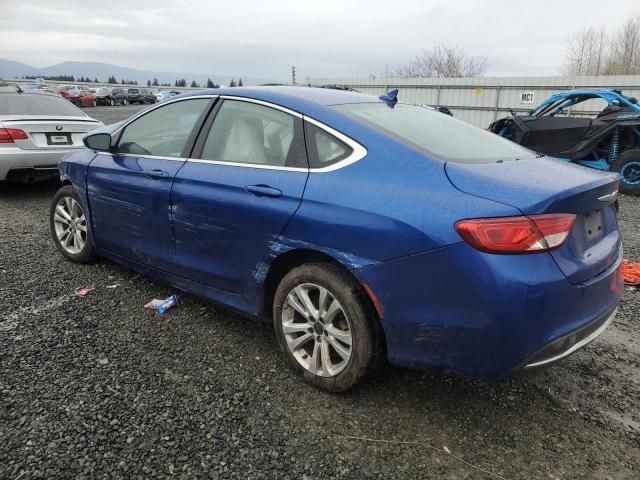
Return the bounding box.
[379,88,399,103]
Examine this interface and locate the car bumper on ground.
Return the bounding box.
[352,242,624,378]
[0,148,81,181]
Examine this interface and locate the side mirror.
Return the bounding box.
[83,132,112,152]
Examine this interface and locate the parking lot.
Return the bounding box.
[0,105,639,479]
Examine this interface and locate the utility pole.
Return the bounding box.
[291,66,296,85]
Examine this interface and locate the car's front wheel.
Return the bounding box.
[123,98,128,105]
[109,97,115,106]
[50,186,97,263]
[613,149,640,195]
[273,263,382,392]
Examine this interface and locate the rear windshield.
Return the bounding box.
[129,89,139,94]
[334,103,534,163]
[0,93,86,116]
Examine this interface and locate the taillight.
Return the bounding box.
[455,214,576,254]
[0,128,28,143]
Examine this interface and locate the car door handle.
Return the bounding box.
[145,169,170,179]
[245,185,282,198]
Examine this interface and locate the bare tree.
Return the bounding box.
[563,14,640,76]
[606,15,640,74]
[393,43,488,78]
[563,26,607,75]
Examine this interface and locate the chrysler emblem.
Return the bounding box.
[55,125,63,131]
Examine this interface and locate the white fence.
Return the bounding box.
[306,75,640,127]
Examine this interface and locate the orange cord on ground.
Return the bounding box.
[622,259,640,285]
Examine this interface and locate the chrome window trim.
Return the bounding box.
[98,152,186,162]
[186,158,307,172]
[103,95,367,171]
[302,116,368,172]
[220,95,303,118]
[187,96,367,173]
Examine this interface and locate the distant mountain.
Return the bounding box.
[0,59,278,87]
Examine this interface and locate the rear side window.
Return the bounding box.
[116,98,209,157]
[0,93,86,116]
[335,103,534,163]
[199,100,306,168]
[304,123,352,168]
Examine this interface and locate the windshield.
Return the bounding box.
[334,102,534,163]
[0,93,87,116]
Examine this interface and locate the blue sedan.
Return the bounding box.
[50,87,623,392]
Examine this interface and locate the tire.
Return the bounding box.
[50,185,97,263]
[273,262,383,392]
[109,97,115,106]
[123,98,128,106]
[612,149,640,195]
[91,99,97,107]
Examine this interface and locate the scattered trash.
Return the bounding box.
[443,445,452,454]
[97,358,109,365]
[144,295,179,314]
[75,287,94,297]
[106,284,120,289]
[622,259,640,285]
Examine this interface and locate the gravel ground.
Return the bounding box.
[0,106,639,479]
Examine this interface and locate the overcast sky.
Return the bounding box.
[1,0,638,82]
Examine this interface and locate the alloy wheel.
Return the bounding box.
[53,196,87,255]
[281,283,353,377]
[621,161,640,185]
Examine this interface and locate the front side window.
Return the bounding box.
[116,99,209,157]
[200,100,305,168]
[335,103,534,163]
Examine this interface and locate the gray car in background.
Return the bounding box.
[0,86,103,182]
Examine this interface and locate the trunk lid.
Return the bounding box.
[445,157,621,284]
[0,116,102,150]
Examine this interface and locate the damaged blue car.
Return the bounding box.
[50,87,623,392]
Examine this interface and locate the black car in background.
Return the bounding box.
[92,87,128,106]
[140,88,157,104]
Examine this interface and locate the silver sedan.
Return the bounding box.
[0,85,103,182]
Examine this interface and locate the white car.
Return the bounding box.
[0,85,103,182]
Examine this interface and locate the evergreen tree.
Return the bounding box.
[238,78,243,87]
[190,80,199,88]
[94,78,99,83]
[229,78,236,87]
[147,80,151,87]
[206,78,214,88]
[152,78,159,86]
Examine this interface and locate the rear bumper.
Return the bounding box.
[520,305,616,370]
[0,148,79,180]
[352,242,623,377]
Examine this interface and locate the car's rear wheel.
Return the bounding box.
[50,186,97,263]
[109,97,115,106]
[123,98,128,106]
[612,149,640,195]
[273,263,382,392]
